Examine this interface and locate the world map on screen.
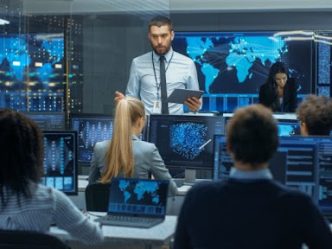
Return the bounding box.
[185,35,286,93]
[118,179,161,204]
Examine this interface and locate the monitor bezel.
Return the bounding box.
[148,114,224,172]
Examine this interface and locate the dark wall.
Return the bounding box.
[82,10,332,113]
[82,14,149,113]
[172,11,332,31]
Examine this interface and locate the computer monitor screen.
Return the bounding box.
[23,112,65,130]
[223,113,299,136]
[173,31,313,112]
[0,33,65,112]
[148,115,224,176]
[70,113,148,166]
[277,119,300,136]
[213,135,332,216]
[42,130,78,195]
[316,31,332,97]
[70,114,113,165]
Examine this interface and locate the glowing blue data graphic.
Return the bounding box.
[187,35,286,93]
[0,37,30,81]
[71,117,113,164]
[0,33,65,112]
[173,31,312,112]
[170,122,208,160]
[119,180,160,204]
[149,115,224,172]
[109,179,168,217]
[42,132,77,194]
[318,43,330,85]
[278,123,299,136]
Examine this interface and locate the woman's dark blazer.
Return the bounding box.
[258,78,297,112]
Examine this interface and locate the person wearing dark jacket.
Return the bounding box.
[259,62,297,112]
[173,104,332,249]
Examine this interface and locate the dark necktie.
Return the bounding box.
[159,55,169,114]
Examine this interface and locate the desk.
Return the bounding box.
[51,214,177,249]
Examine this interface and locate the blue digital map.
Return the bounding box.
[0,34,65,112]
[184,34,286,93]
[118,179,160,204]
[0,34,64,84]
[170,122,208,160]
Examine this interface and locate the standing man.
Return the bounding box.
[115,15,201,114]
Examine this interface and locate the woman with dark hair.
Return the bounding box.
[259,61,297,112]
[0,109,103,245]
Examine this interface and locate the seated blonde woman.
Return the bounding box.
[89,97,177,195]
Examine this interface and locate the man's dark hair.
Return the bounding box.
[296,95,332,136]
[227,104,279,166]
[148,15,173,31]
[0,109,44,206]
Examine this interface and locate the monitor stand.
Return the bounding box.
[184,169,196,186]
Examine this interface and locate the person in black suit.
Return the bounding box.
[259,62,297,112]
[173,104,332,249]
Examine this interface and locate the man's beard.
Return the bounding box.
[152,45,171,55]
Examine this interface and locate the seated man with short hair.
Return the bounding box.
[174,104,332,249]
[296,95,332,136]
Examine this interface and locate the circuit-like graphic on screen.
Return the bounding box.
[170,122,208,160]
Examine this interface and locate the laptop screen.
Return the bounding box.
[107,178,169,218]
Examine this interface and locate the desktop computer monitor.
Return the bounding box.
[70,113,147,166]
[70,113,114,165]
[213,135,332,216]
[148,114,224,179]
[42,130,78,195]
[276,119,300,136]
[23,112,66,130]
[223,113,300,136]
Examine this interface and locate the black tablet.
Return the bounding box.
[167,89,204,104]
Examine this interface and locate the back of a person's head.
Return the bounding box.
[114,96,145,128]
[148,15,173,31]
[0,109,43,202]
[296,95,332,136]
[102,97,145,183]
[227,104,279,165]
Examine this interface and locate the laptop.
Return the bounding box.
[96,178,169,228]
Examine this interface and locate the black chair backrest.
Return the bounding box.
[0,229,70,249]
[85,183,110,212]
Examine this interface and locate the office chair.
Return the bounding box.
[85,183,110,212]
[0,229,70,249]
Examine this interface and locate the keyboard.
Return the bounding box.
[96,215,164,228]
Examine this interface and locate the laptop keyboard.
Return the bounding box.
[98,215,164,228]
